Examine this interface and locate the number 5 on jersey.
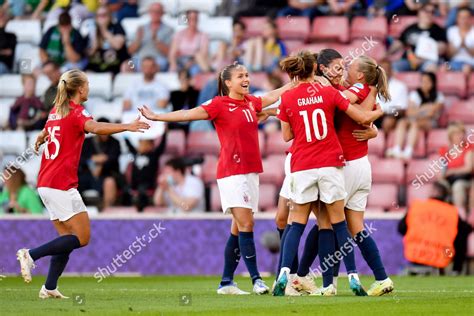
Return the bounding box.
[44,126,60,160]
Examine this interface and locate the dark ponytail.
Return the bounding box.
[217,63,243,96]
[280,50,315,81]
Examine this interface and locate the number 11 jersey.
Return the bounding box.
[37,101,93,190]
[277,82,350,173]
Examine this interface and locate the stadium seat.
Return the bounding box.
[35,75,51,97]
[260,155,285,185]
[265,132,291,156]
[406,159,436,185]
[299,42,336,55]
[368,131,385,157]
[250,72,270,90]
[0,75,23,98]
[112,73,142,98]
[259,183,278,211]
[367,183,398,209]
[210,183,221,212]
[371,158,405,184]
[199,17,233,41]
[350,16,388,41]
[310,16,349,43]
[0,98,15,128]
[187,131,220,156]
[436,71,467,98]
[284,40,305,54]
[156,72,181,91]
[5,20,41,44]
[276,16,310,41]
[13,43,41,74]
[342,39,387,61]
[192,72,216,91]
[87,72,113,100]
[393,72,421,91]
[201,154,217,184]
[88,100,124,122]
[426,129,448,155]
[447,100,474,124]
[388,16,417,38]
[386,130,426,158]
[138,0,178,15]
[240,17,268,38]
[406,183,433,206]
[165,129,186,156]
[468,74,474,97]
[0,130,27,155]
[177,0,219,15]
[22,155,41,186]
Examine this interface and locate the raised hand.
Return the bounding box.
[138,105,158,121]
[128,116,150,132]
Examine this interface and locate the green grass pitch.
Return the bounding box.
[1,276,473,315]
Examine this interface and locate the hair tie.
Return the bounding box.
[376,65,380,70]
[62,79,66,84]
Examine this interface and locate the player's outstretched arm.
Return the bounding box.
[261,82,295,108]
[84,116,150,135]
[345,104,384,126]
[139,105,209,122]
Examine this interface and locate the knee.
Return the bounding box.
[275,213,288,229]
[238,220,254,232]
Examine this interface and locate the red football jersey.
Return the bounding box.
[336,83,371,161]
[278,82,350,172]
[37,101,93,190]
[201,94,263,179]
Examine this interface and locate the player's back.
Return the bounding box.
[278,82,349,172]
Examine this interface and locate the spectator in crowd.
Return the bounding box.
[438,122,473,218]
[169,70,199,133]
[41,60,61,112]
[213,20,247,70]
[0,166,43,214]
[277,0,326,21]
[86,5,128,74]
[79,118,122,209]
[39,10,88,71]
[327,0,366,17]
[125,131,167,212]
[6,0,54,19]
[446,7,474,75]
[402,0,430,15]
[8,75,46,131]
[107,0,138,22]
[153,157,205,213]
[168,10,210,76]
[398,182,473,275]
[0,8,16,74]
[122,56,169,115]
[386,3,447,72]
[439,0,474,28]
[378,59,409,134]
[386,71,444,159]
[225,0,287,19]
[125,2,173,72]
[42,0,95,25]
[244,18,287,72]
[366,0,405,18]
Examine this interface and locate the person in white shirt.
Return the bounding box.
[386,71,444,160]
[154,157,205,213]
[378,59,409,134]
[122,56,169,115]
[447,7,474,75]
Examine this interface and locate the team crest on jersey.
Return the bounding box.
[243,193,249,203]
[353,83,364,89]
[48,113,61,121]
[82,109,92,117]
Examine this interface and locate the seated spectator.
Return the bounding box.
[124,2,173,72]
[386,3,447,72]
[122,56,169,115]
[8,74,46,131]
[6,0,54,19]
[42,1,94,26]
[244,18,287,73]
[0,166,43,214]
[86,5,128,74]
[169,70,199,133]
[398,182,473,275]
[0,8,16,74]
[438,122,473,218]
[125,131,167,212]
[366,0,405,18]
[41,60,61,112]
[327,0,366,17]
[439,0,474,28]
[39,10,88,71]
[378,59,409,134]
[386,71,444,159]
[402,0,429,15]
[277,0,326,21]
[79,118,122,209]
[153,157,205,213]
[107,0,138,22]
[213,20,247,71]
[447,7,474,75]
[230,0,287,19]
[168,10,210,76]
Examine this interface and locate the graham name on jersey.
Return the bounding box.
[297,95,323,106]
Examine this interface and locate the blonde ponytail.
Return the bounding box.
[356,55,392,102]
[53,69,87,117]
